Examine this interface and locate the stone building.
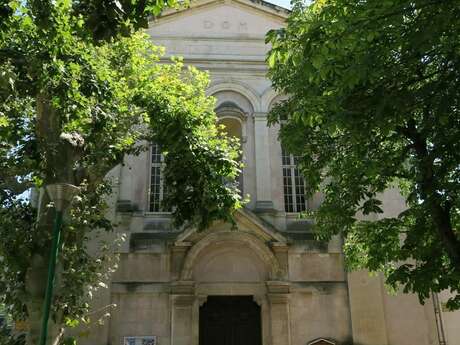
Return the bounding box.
[81,0,460,344]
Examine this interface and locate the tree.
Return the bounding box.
[0,1,241,344]
[267,0,460,309]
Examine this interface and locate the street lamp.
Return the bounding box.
[39,183,80,345]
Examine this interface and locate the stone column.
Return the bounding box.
[253,112,274,211]
[171,281,195,345]
[267,281,291,345]
[118,154,135,205]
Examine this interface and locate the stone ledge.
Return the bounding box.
[267,293,289,304]
[171,280,195,295]
[172,295,195,307]
[129,232,179,252]
[111,282,169,293]
[266,280,290,294]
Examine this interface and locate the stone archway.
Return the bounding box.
[170,229,290,345]
[185,231,276,345]
[180,231,282,281]
[207,81,261,113]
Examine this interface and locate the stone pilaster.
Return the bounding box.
[118,154,135,203]
[253,112,275,211]
[192,295,209,345]
[267,281,291,345]
[170,242,192,280]
[171,281,195,345]
[272,243,289,280]
[347,271,389,345]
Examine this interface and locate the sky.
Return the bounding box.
[270,0,292,9]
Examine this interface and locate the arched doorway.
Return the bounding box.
[171,226,290,345]
[199,296,262,345]
[175,230,280,345]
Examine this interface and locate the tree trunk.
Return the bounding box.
[23,95,69,345]
[25,254,63,345]
[23,93,118,344]
[404,120,460,272]
[24,189,65,345]
[426,194,460,272]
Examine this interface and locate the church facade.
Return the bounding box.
[81,1,460,344]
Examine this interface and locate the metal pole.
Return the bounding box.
[39,209,63,345]
[432,292,447,345]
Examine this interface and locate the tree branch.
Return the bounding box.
[402,119,460,272]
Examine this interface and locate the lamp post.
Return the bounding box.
[39,183,80,345]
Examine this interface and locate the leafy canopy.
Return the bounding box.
[0,0,241,343]
[267,0,460,309]
[0,0,186,42]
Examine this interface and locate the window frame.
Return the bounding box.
[281,146,307,213]
[147,143,170,214]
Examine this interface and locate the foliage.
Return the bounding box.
[267,0,460,309]
[0,1,241,344]
[0,324,26,345]
[0,304,25,345]
[0,0,186,42]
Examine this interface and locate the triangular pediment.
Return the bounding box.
[147,0,287,39]
[176,208,287,245]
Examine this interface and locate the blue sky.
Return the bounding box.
[270,0,292,9]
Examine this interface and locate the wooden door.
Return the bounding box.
[199,296,262,345]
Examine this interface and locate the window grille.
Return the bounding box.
[281,147,307,213]
[149,143,169,212]
[124,336,157,345]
